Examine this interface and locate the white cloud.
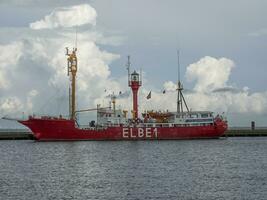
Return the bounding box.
[121,55,267,126]
[0,97,23,115]
[163,81,177,92]
[185,90,267,115]
[26,89,39,113]
[0,42,23,89]
[0,4,120,118]
[186,56,235,92]
[30,4,97,30]
[0,0,85,7]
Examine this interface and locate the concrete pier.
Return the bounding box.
[0,129,34,140]
[224,128,267,137]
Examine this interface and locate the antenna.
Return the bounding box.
[75,26,78,49]
[126,55,131,85]
[176,50,180,113]
[176,50,189,113]
[177,50,180,82]
[140,68,142,83]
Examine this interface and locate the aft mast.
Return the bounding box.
[176,50,189,113]
[66,47,78,120]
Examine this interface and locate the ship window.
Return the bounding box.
[201,114,209,118]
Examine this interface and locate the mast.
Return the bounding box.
[66,47,78,120]
[126,55,131,86]
[177,50,180,113]
[111,92,116,116]
[127,56,142,120]
[176,50,189,113]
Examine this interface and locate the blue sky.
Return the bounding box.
[0,0,267,127]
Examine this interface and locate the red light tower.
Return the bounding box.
[127,56,142,120]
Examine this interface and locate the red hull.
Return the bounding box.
[18,118,227,141]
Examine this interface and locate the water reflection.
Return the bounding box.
[0,138,266,199]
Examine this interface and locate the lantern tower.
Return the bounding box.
[126,56,142,120]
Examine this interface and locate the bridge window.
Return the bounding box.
[201,114,209,118]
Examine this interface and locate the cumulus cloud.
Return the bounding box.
[0,42,23,89]
[212,86,242,93]
[186,56,235,92]
[30,4,97,29]
[183,57,266,115]
[185,90,267,115]
[0,0,85,7]
[134,55,267,126]
[0,97,23,115]
[163,81,177,92]
[0,4,121,119]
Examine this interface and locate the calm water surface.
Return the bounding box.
[0,138,266,200]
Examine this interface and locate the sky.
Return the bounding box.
[0,0,267,127]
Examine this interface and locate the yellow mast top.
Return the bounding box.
[66,47,77,120]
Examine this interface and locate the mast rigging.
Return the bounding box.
[176,50,189,113]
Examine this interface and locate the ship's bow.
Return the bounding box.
[18,119,40,140]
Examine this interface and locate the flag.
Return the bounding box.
[162,90,166,94]
[146,91,151,99]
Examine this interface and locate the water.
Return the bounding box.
[0,138,266,200]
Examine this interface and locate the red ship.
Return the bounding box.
[17,48,227,141]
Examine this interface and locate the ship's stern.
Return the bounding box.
[214,117,228,136]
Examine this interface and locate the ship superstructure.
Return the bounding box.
[17,47,227,141]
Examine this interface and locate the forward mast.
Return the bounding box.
[66,47,78,120]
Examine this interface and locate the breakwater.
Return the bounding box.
[0,129,34,140]
[224,128,267,137]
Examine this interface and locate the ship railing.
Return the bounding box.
[97,123,122,128]
[142,122,214,128]
[143,123,173,128]
[27,114,69,120]
[78,124,112,131]
[173,123,213,127]
[78,125,96,130]
[184,118,213,123]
